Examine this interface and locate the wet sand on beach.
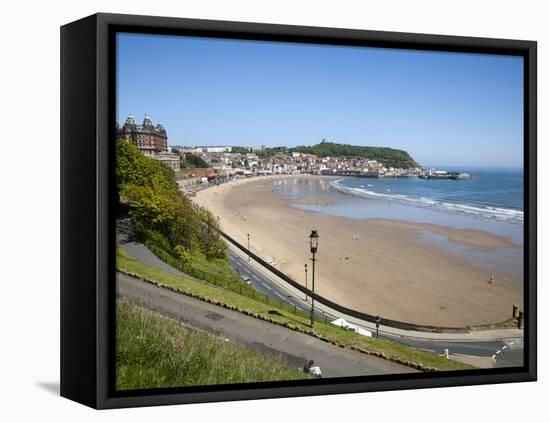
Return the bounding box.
[194,175,523,327]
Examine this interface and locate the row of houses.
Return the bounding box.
[117,116,421,183]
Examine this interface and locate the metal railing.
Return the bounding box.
[217,229,481,334]
[144,241,328,324]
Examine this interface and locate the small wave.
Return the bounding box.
[330,180,523,225]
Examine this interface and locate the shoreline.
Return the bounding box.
[194,175,523,327]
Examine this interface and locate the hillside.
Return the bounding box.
[290,141,420,169]
[116,301,308,390]
[117,139,225,258]
[117,248,475,373]
[116,139,238,279]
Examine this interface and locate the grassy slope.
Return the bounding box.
[192,253,242,282]
[116,301,308,390]
[117,249,474,372]
[170,245,243,284]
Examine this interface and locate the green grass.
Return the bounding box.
[176,247,243,284]
[143,242,305,316]
[116,249,475,372]
[116,301,308,390]
[145,240,245,286]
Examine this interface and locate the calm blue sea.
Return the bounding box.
[272,169,524,279]
[331,168,524,225]
[273,168,524,245]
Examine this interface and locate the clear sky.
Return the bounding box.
[117,33,524,168]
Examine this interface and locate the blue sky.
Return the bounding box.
[117,33,524,168]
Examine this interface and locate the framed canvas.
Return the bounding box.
[60,13,537,409]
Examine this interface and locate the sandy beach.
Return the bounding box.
[194,175,523,327]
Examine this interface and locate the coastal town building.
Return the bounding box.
[179,146,233,153]
[153,150,181,172]
[117,114,168,154]
[175,145,423,180]
[175,145,269,154]
[117,114,180,172]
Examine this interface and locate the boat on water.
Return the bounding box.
[449,172,472,180]
[419,169,472,180]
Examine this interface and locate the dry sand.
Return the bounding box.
[194,175,523,327]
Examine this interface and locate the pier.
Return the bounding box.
[319,169,416,178]
[419,170,472,180]
[319,168,471,180]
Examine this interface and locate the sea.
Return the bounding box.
[271,168,524,280]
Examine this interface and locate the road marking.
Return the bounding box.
[504,339,523,350]
[252,275,260,282]
[491,340,516,360]
[261,282,272,290]
[227,245,302,298]
[451,352,491,359]
[227,243,522,349]
[242,268,251,274]
[275,292,285,300]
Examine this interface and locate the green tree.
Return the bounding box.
[174,245,193,264]
[184,152,209,168]
[289,141,420,169]
[231,146,249,154]
[116,139,227,260]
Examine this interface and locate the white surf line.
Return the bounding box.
[261,282,272,291]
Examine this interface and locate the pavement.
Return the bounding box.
[117,226,524,369]
[224,242,524,367]
[117,272,415,378]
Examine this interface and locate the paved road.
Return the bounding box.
[386,335,523,368]
[228,249,326,318]
[225,243,523,368]
[117,272,415,378]
[117,227,523,369]
[117,222,188,276]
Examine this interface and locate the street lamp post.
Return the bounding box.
[304,263,308,301]
[309,230,319,328]
[375,315,382,339]
[247,233,250,262]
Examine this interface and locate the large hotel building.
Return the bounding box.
[117,114,180,172]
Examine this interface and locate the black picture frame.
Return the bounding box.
[61,12,537,409]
